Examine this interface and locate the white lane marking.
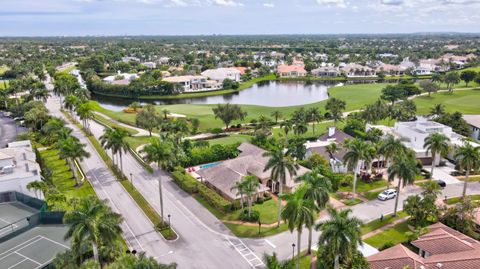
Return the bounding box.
[265,239,276,249]
[14,252,41,265]
[38,236,70,249]
[225,236,264,268]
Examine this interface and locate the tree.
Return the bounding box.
[255,115,272,135]
[231,181,246,210]
[262,253,294,269]
[136,104,159,136]
[64,94,80,119]
[429,104,445,118]
[64,197,123,264]
[454,141,480,197]
[444,72,460,92]
[306,107,323,134]
[293,121,308,135]
[343,138,370,196]
[325,98,346,123]
[419,80,439,97]
[460,70,477,87]
[76,102,94,133]
[263,148,299,227]
[100,128,129,175]
[243,175,260,218]
[387,151,418,216]
[212,103,247,130]
[26,180,48,199]
[431,73,444,85]
[380,84,405,104]
[57,137,90,186]
[392,100,417,121]
[271,110,283,124]
[441,198,477,238]
[106,252,177,269]
[361,99,388,124]
[302,171,332,254]
[282,187,315,269]
[423,133,450,177]
[53,73,80,105]
[161,109,170,120]
[280,120,293,136]
[316,207,363,269]
[325,143,340,159]
[129,101,141,112]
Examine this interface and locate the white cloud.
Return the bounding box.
[316,0,347,8]
[380,0,404,5]
[210,0,244,6]
[263,2,275,7]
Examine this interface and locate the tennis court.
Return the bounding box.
[0,203,39,237]
[0,225,70,269]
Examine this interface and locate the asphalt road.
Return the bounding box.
[0,113,26,148]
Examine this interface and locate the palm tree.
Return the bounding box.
[424,133,450,177]
[161,109,170,120]
[307,107,323,135]
[343,138,370,196]
[316,207,363,269]
[378,135,406,170]
[302,171,332,254]
[33,87,50,102]
[100,128,117,165]
[141,137,177,219]
[263,148,299,227]
[231,180,246,210]
[262,252,294,269]
[243,175,260,218]
[64,94,79,120]
[429,104,446,118]
[76,102,94,133]
[57,137,90,186]
[64,197,123,263]
[293,121,308,135]
[109,128,129,175]
[454,141,480,197]
[271,110,283,124]
[387,151,418,216]
[280,120,293,137]
[26,180,48,199]
[255,115,272,135]
[325,143,339,160]
[282,187,315,269]
[129,101,142,112]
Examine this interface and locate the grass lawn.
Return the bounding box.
[93,113,139,135]
[457,176,480,182]
[445,194,480,205]
[223,198,279,224]
[125,136,154,150]
[39,149,95,204]
[224,222,289,238]
[0,80,9,89]
[363,190,384,201]
[361,211,408,235]
[206,134,252,145]
[364,221,411,249]
[339,179,388,193]
[415,89,480,115]
[272,121,345,139]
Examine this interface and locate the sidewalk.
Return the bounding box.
[93,111,157,137]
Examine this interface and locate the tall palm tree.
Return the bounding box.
[325,143,339,159]
[262,252,294,269]
[64,94,80,120]
[141,137,177,219]
[26,180,48,199]
[307,107,323,135]
[255,115,272,135]
[280,120,293,137]
[429,104,446,118]
[302,171,332,254]
[76,102,94,133]
[378,134,406,170]
[293,121,308,136]
[454,141,480,197]
[424,133,450,177]
[271,110,283,124]
[387,151,418,216]
[111,128,129,175]
[100,128,117,165]
[282,188,315,269]
[231,180,246,210]
[64,197,123,263]
[263,148,299,227]
[316,207,363,269]
[57,137,90,186]
[243,175,260,218]
[343,138,370,196]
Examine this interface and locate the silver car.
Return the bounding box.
[377,189,397,201]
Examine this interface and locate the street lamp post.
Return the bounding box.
[168,214,171,227]
[130,173,133,188]
[292,243,295,261]
[258,220,261,235]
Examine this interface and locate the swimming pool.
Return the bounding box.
[200,162,222,169]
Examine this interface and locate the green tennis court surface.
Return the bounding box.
[0,225,70,269]
[0,203,39,238]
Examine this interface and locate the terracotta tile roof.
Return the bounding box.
[276,64,307,74]
[368,244,426,269]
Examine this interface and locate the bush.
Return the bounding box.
[171,169,199,194]
[239,210,260,222]
[211,127,223,134]
[197,184,232,213]
[182,143,240,167]
[380,241,395,251]
[341,174,354,187]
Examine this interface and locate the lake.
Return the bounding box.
[93,80,343,111]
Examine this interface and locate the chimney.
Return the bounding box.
[328,126,336,137]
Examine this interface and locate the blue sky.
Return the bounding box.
[1,0,479,36]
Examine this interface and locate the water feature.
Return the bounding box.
[92,80,341,111]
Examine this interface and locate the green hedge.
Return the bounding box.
[171,168,232,213]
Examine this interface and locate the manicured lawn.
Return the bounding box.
[224,222,289,238]
[223,198,279,224]
[445,194,480,205]
[272,121,345,139]
[339,179,388,193]
[363,190,384,201]
[206,134,252,145]
[364,221,411,249]
[361,211,408,235]
[415,89,480,115]
[125,136,154,150]
[93,113,139,135]
[328,83,392,111]
[457,176,480,182]
[39,149,95,205]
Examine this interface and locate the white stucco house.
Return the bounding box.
[201,68,241,82]
[162,75,221,93]
[0,140,41,198]
[463,115,480,141]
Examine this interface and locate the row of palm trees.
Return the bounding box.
[231,175,260,218]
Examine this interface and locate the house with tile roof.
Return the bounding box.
[276,61,307,78]
[368,222,480,269]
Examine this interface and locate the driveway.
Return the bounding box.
[0,113,26,148]
[426,163,461,184]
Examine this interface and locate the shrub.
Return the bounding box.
[182,143,240,167]
[197,184,232,213]
[211,127,223,134]
[239,210,260,222]
[171,169,199,194]
[380,241,394,251]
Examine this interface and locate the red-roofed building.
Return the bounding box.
[368,222,480,269]
[276,64,307,78]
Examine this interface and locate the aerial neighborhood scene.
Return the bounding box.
[2,1,480,269]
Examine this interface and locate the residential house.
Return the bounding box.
[311,66,340,77]
[368,222,480,269]
[463,115,480,141]
[276,64,307,78]
[231,67,248,75]
[142,62,156,69]
[376,64,407,76]
[195,143,309,200]
[121,56,140,63]
[0,141,41,197]
[162,75,221,93]
[103,71,139,85]
[201,68,241,82]
[340,63,376,77]
[304,127,352,173]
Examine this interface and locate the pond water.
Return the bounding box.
[93,80,342,111]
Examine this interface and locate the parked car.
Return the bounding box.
[377,189,397,201]
[435,180,446,188]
